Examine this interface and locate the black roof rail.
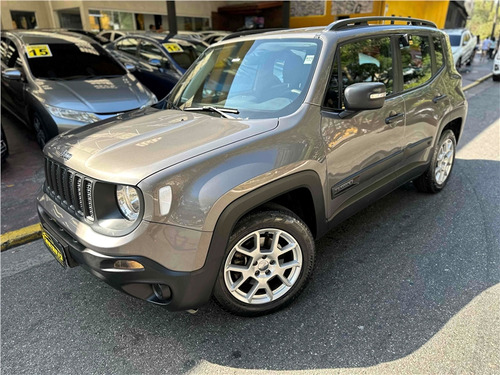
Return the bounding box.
[325,16,437,32]
[221,28,286,41]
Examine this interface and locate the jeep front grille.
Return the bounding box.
[44,158,95,221]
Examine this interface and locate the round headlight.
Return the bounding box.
[116,185,140,221]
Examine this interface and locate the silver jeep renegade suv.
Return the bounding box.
[38,17,467,316]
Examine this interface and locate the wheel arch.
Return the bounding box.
[200,171,326,299]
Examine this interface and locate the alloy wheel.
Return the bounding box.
[434,138,454,185]
[223,228,302,305]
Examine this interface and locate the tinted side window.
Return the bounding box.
[139,41,170,67]
[2,40,22,68]
[116,38,139,56]
[324,37,393,110]
[400,35,431,91]
[0,38,9,65]
[433,36,444,71]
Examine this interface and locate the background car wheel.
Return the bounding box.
[455,57,462,70]
[32,112,49,149]
[493,75,500,82]
[414,129,456,193]
[213,206,315,316]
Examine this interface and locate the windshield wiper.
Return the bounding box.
[183,106,239,119]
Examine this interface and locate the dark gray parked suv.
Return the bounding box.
[37,17,467,316]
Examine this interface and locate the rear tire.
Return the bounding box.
[493,75,500,82]
[213,206,315,316]
[414,129,456,193]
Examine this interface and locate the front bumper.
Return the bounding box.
[37,193,218,311]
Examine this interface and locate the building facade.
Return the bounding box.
[1,1,226,31]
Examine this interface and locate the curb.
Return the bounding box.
[1,223,42,252]
[463,73,493,91]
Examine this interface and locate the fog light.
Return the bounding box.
[113,260,144,270]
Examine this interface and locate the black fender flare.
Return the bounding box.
[192,170,326,305]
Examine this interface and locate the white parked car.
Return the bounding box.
[493,51,500,81]
[444,29,476,68]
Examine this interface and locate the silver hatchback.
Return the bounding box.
[1,30,156,147]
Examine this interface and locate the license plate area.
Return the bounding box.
[42,226,75,268]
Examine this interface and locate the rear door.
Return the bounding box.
[321,35,406,220]
[398,33,450,163]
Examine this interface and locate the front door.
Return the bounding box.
[321,35,405,220]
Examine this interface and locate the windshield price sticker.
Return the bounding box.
[162,43,184,53]
[26,44,52,58]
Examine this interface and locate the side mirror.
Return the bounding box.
[1,68,22,81]
[125,63,136,72]
[148,58,162,68]
[344,82,386,111]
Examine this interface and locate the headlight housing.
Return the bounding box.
[116,185,140,221]
[44,104,100,123]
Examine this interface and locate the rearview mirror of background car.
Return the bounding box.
[1,68,22,81]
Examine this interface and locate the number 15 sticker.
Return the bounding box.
[26,44,52,58]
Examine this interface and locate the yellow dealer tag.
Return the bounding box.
[162,43,184,53]
[26,44,52,58]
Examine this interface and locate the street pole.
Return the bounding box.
[282,1,290,28]
[164,1,177,42]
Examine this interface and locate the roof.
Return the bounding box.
[3,30,95,45]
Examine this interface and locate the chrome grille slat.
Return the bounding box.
[43,158,94,221]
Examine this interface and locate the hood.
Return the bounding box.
[44,108,279,185]
[34,74,153,114]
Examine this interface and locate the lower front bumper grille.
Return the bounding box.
[44,158,94,221]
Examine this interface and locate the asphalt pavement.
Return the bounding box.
[1,67,499,373]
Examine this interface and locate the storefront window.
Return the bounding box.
[88,9,135,31]
[176,16,210,31]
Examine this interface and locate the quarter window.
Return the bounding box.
[433,36,444,71]
[400,35,432,90]
[324,37,393,110]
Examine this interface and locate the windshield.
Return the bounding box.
[448,35,461,47]
[25,41,126,79]
[170,38,321,119]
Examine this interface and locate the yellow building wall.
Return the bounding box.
[290,0,450,29]
[384,0,449,29]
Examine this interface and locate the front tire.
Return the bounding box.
[414,129,456,193]
[32,112,49,149]
[213,207,315,316]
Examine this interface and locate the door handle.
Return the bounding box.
[385,112,404,125]
[433,94,447,103]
